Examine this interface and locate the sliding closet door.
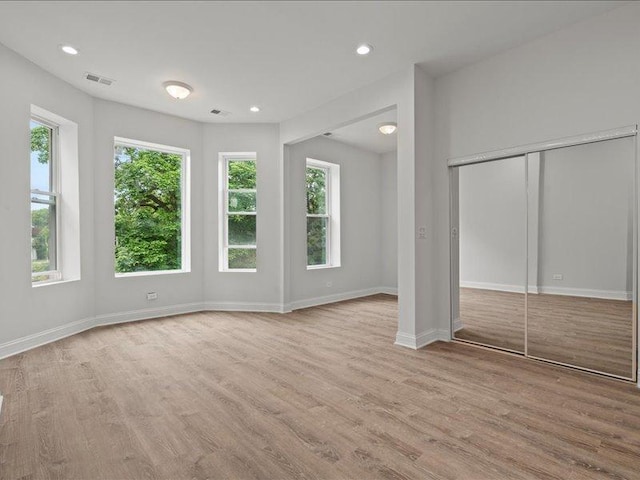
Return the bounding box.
[526,137,636,379]
[453,157,527,353]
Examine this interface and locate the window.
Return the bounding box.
[306,158,340,269]
[30,117,60,283]
[219,153,257,271]
[114,138,190,275]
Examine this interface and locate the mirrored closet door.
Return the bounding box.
[452,157,527,353]
[450,128,638,381]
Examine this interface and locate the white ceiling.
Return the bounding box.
[325,110,397,155]
[0,1,626,123]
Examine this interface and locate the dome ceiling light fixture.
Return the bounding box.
[378,122,397,135]
[250,105,260,113]
[163,81,193,100]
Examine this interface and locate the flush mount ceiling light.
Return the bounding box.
[378,122,397,135]
[163,81,193,100]
[60,45,79,55]
[250,106,260,113]
[356,43,373,55]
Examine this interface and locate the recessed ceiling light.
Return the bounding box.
[378,122,397,135]
[356,43,373,55]
[163,81,193,100]
[60,45,79,55]
[250,106,260,113]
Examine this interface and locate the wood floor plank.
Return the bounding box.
[1,294,640,479]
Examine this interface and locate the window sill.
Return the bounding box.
[32,278,80,288]
[307,264,341,271]
[219,268,257,273]
[115,269,190,278]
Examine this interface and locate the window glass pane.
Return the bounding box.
[30,120,52,192]
[114,145,183,273]
[228,160,256,189]
[228,248,257,269]
[306,167,327,214]
[307,217,328,265]
[228,215,256,245]
[31,202,56,274]
[228,191,256,212]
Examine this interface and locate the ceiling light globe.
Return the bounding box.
[250,106,260,113]
[378,122,397,135]
[163,81,193,100]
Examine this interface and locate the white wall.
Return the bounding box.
[380,151,398,290]
[537,138,634,297]
[202,123,282,308]
[0,42,95,346]
[287,136,384,306]
[434,3,640,336]
[458,157,526,291]
[92,99,205,319]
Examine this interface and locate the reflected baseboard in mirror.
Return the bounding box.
[454,288,525,353]
[527,293,634,379]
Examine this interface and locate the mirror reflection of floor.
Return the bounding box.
[528,293,633,378]
[455,288,525,352]
[455,288,634,378]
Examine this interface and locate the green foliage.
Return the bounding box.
[31,125,51,164]
[306,166,328,265]
[307,217,327,266]
[114,146,182,273]
[228,160,256,189]
[31,208,50,262]
[228,248,256,269]
[306,167,326,214]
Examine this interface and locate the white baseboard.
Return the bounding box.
[537,286,632,301]
[204,301,286,313]
[461,281,630,301]
[94,302,206,327]
[395,328,449,350]
[378,286,398,296]
[0,288,400,360]
[0,394,3,418]
[453,317,463,332]
[287,287,390,311]
[0,316,96,360]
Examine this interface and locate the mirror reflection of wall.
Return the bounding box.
[455,156,526,353]
[527,137,635,378]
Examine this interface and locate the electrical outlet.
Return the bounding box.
[552,274,563,281]
[147,292,158,300]
[418,226,427,239]
[326,281,333,288]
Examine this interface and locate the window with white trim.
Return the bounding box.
[219,153,257,271]
[306,158,340,269]
[30,117,60,283]
[114,137,190,276]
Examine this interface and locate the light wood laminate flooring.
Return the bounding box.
[2,295,640,479]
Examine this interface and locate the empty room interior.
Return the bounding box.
[1,1,640,479]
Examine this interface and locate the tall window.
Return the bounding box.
[219,153,257,271]
[306,158,340,269]
[30,118,60,283]
[114,138,190,275]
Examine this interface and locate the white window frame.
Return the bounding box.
[306,158,341,270]
[30,115,62,284]
[219,152,257,272]
[113,137,191,277]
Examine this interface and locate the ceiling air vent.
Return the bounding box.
[84,72,115,86]
[210,109,231,117]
